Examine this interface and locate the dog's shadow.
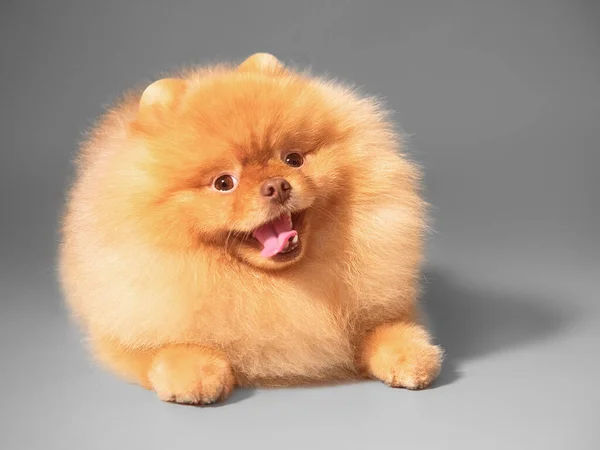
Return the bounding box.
[420,266,578,387]
[190,265,578,403]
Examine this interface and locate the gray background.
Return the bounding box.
[1,0,599,449]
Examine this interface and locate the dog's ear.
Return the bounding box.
[237,53,288,75]
[139,78,188,110]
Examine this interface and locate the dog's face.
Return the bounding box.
[126,54,356,270]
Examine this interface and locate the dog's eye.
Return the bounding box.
[283,152,304,168]
[213,174,238,192]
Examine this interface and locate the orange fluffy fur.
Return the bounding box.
[59,53,443,404]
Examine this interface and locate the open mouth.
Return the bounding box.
[252,211,305,259]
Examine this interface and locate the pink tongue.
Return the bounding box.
[253,215,298,258]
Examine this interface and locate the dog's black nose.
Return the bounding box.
[260,178,292,204]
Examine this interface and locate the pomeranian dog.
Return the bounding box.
[59,53,443,404]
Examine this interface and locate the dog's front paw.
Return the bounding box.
[371,340,443,390]
[148,346,235,404]
[360,323,443,390]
